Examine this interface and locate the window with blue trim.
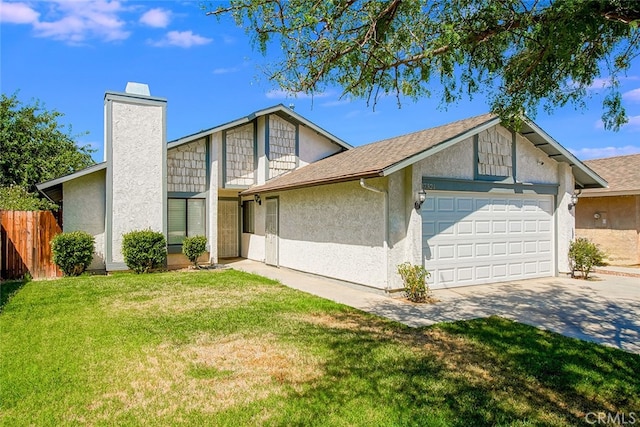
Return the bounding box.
[168,198,205,245]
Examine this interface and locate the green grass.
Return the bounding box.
[1,270,638,426]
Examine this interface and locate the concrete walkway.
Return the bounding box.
[223,259,640,354]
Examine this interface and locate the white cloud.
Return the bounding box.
[265,89,333,99]
[586,77,612,91]
[5,1,131,43]
[212,67,239,75]
[627,115,640,130]
[0,2,39,24]
[150,30,212,48]
[140,8,170,28]
[622,88,640,102]
[570,145,640,160]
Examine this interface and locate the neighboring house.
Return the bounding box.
[37,83,606,290]
[576,154,640,266]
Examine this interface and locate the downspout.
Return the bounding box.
[360,178,389,291]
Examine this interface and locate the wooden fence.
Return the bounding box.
[0,210,62,280]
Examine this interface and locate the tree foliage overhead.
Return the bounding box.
[0,93,95,189]
[208,0,640,130]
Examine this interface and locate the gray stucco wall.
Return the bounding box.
[63,169,106,270]
[275,179,388,289]
[556,162,575,273]
[298,125,343,166]
[106,95,166,268]
[515,132,559,184]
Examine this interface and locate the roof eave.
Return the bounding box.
[381,117,501,176]
[36,162,107,191]
[579,189,639,197]
[240,171,382,196]
[521,118,608,189]
[168,104,352,151]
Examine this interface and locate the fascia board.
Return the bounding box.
[36,162,107,190]
[522,117,608,188]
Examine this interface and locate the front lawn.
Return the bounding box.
[1,270,638,426]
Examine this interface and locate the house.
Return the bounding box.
[36,83,350,271]
[575,154,640,266]
[37,83,606,290]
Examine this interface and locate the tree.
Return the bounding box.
[0,186,57,211]
[208,0,640,130]
[0,93,95,189]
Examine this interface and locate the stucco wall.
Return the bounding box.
[275,179,387,288]
[576,195,640,265]
[556,162,575,273]
[516,132,559,184]
[108,98,165,266]
[413,136,475,179]
[298,125,343,166]
[208,133,220,264]
[63,170,106,270]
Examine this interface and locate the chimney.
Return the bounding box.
[103,83,167,270]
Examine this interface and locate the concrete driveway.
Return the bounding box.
[223,259,640,354]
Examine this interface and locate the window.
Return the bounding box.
[168,198,206,245]
[242,200,255,234]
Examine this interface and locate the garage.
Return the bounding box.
[422,191,554,289]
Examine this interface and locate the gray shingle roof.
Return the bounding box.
[242,113,498,195]
[582,154,640,195]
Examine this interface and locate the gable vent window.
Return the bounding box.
[242,200,255,234]
[168,198,206,245]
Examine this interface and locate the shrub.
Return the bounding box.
[51,231,95,276]
[569,237,606,279]
[182,235,207,267]
[0,185,58,211]
[121,229,167,273]
[397,262,431,303]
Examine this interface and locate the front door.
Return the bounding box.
[218,200,239,258]
[265,197,279,266]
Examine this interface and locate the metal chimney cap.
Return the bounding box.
[125,82,151,96]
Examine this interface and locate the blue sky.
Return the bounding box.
[2,0,640,163]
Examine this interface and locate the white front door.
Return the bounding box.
[265,197,279,266]
[218,200,239,258]
[422,191,554,288]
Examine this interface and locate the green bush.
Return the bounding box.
[0,185,58,211]
[397,262,431,303]
[50,231,95,276]
[569,237,606,279]
[121,229,167,274]
[182,235,207,267]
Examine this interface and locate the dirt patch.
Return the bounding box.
[105,285,281,315]
[88,333,322,419]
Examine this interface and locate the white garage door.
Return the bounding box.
[422,192,554,289]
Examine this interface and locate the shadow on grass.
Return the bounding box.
[267,311,640,426]
[0,279,27,313]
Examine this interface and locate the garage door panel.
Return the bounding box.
[422,191,554,289]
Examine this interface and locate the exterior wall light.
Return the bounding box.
[568,190,580,211]
[254,194,262,205]
[415,189,427,210]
